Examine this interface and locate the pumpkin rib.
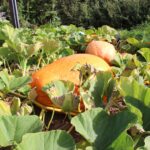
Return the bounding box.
[30,54,111,107]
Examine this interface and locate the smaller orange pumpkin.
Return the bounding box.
[85,40,116,64]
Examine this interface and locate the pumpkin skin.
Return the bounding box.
[85,40,116,64]
[30,54,111,107]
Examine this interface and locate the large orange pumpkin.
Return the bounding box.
[85,40,116,64]
[30,54,111,108]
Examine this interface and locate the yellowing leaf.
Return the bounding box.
[0,100,11,116]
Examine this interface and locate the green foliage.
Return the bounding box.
[0,19,149,150]
[0,69,31,93]
[54,0,150,29]
[1,0,150,28]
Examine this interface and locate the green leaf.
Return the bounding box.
[42,39,60,53]
[119,77,150,106]
[9,76,31,91]
[15,130,76,150]
[0,79,5,90]
[127,38,140,47]
[0,69,10,89]
[43,80,79,112]
[137,136,150,150]
[125,96,150,131]
[109,132,134,150]
[0,70,31,92]
[118,77,150,130]
[0,115,42,147]
[0,100,11,116]
[17,85,31,95]
[10,97,21,115]
[0,25,15,40]
[0,47,16,60]
[138,48,150,62]
[26,42,43,58]
[71,107,138,150]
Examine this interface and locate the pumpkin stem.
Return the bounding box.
[46,108,55,130]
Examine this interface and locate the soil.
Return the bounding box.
[33,105,84,143]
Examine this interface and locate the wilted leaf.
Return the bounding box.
[137,136,150,150]
[43,80,79,112]
[0,100,11,116]
[19,104,33,115]
[10,97,21,115]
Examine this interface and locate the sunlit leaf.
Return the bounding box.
[138,48,150,62]
[127,38,140,47]
[0,100,11,116]
[137,136,150,150]
[0,25,14,40]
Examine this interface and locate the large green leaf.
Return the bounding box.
[137,136,150,150]
[15,130,76,150]
[71,107,140,150]
[118,77,150,130]
[0,115,42,147]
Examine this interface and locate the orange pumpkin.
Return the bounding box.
[85,40,116,64]
[30,54,111,108]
